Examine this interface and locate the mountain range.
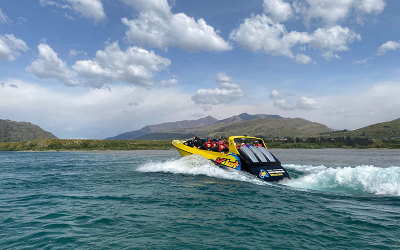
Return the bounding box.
[106,113,332,140]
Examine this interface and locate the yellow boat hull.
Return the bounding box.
[172,140,241,170]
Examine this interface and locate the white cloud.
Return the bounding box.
[377,41,400,55]
[26,42,175,88]
[0,34,29,61]
[192,73,244,105]
[310,25,361,59]
[68,48,87,57]
[298,96,321,110]
[40,0,105,23]
[26,43,78,86]
[355,0,385,14]
[0,79,204,138]
[68,0,105,22]
[295,53,312,64]
[121,0,170,15]
[121,0,231,51]
[159,78,178,87]
[270,90,321,110]
[229,15,303,57]
[0,8,10,23]
[301,0,385,25]
[263,0,293,22]
[73,41,173,87]
[230,14,359,62]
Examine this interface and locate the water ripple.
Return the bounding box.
[1,150,399,249]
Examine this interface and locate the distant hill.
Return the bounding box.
[0,119,58,142]
[327,118,400,139]
[107,116,218,140]
[108,112,332,140]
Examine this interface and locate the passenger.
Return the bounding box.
[193,136,203,148]
[254,140,262,147]
[217,140,225,152]
[185,138,194,147]
[204,139,212,150]
[211,140,218,151]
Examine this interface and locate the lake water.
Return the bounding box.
[1,149,399,249]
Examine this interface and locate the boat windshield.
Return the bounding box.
[233,137,264,147]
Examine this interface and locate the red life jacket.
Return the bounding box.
[218,144,225,152]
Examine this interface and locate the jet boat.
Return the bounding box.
[172,136,290,182]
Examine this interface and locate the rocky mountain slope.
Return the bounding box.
[0,119,58,142]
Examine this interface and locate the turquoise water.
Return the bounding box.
[1,149,400,249]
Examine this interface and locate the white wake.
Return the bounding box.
[137,155,400,196]
[137,154,265,185]
[283,164,400,196]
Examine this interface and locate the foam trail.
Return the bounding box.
[137,154,265,185]
[283,164,400,196]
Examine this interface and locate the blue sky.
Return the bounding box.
[1,0,400,139]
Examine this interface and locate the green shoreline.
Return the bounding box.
[0,139,174,151]
[0,138,400,151]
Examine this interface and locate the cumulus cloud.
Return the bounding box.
[310,25,361,59]
[300,0,385,25]
[192,73,244,105]
[377,41,400,55]
[68,0,105,22]
[229,0,384,62]
[270,90,321,110]
[0,8,10,23]
[0,34,29,61]
[40,0,105,23]
[263,0,293,22]
[73,41,173,87]
[26,42,175,88]
[121,0,231,51]
[68,48,87,57]
[230,14,359,62]
[295,53,312,64]
[230,15,294,57]
[26,43,78,86]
